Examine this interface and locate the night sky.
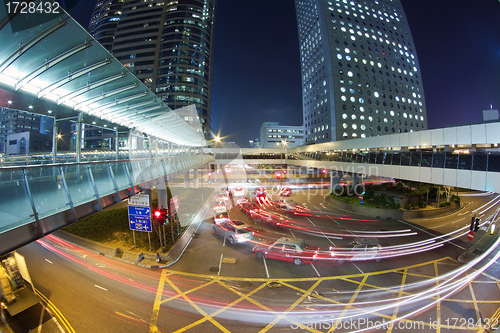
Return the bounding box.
[69,0,500,147]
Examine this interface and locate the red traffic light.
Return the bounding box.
[154,210,161,218]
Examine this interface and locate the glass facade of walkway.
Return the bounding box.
[0,154,210,234]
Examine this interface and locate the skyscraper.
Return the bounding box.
[295,0,427,144]
[88,0,216,137]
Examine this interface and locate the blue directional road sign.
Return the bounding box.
[128,206,152,232]
[360,200,363,205]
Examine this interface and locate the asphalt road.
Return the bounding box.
[7,169,500,333]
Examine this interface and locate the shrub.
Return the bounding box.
[452,195,461,204]
[418,200,427,208]
[439,201,451,207]
[404,204,412,210]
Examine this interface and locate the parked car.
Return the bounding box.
[213,220,254,244]
[252,237,319,265]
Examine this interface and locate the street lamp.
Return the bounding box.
[278,140,287,187]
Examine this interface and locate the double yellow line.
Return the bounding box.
[35,288,75,333]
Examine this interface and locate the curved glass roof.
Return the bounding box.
[0,6,203,146]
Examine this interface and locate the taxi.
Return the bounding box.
[252,237,319,266]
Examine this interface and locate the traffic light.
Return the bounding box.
[154,208,169,225]
[470,216,475,231]
[474,218,481,232]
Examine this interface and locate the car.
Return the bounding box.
[317,238,383,263]
[253,187,271,206]
[237,198,258,216]
[217,193,230,202]
[220,187,230,195]
[213,200,228,213]
[249,210,290,227]
[278,187,292,196]
[212,220,254,244]
[232,186,245,198]
[252,237,319,265]
[213,211,229,224]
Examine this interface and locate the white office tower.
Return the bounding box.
[295,0,428,143]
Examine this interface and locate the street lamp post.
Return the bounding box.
[278,140,287,188]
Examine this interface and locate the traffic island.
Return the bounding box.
[325,194,461,220]
[458,228,499,264]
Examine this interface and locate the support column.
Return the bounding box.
[76,112,83,163]
[158,180,168,211]
[128,130,133,160]
[330,170,342,195]
[352,173,363,195]
[148,135,152,159]
[193,167,199,188]
[184,171,189,188]
[52,121,58,164]
[115,130,120,160]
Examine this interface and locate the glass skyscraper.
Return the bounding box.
[295,0,427,144]
[88,0,216,137]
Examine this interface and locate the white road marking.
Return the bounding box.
[45,259,53,264]
[306,217,316,226]
[398,219,465,250]
[352,262,364,274]
[263,257,270,278]
[458,210,470,216]
[218,253,223,275]
[311,263,321,277]
[289,229,296,238]
[95,285,107,291]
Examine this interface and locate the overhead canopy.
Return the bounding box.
[0,5,203,146]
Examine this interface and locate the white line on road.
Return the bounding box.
[95,285,107,291]
[352,262,364,274]
[289,229,296,238]
[45,259,53,264]
[218,253,223,276]
[311,263,321,277]
[458,210,470,216]
[306,217,316,226]
[263,257,270,278]
[398,220,466,250]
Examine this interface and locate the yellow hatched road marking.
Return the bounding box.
[434,261,441,333]
[260,279,323,333]
[163,276,231,333]
[329,275,368,333]
[387,269,406,333]
[35,288,75,333]
[149,269,169,333]
[160,279,217,304]
[341,277,412,296]
[151,257,482,332]
[155,257,455,282]
[173,281,268,333]
[467,272,481,327]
